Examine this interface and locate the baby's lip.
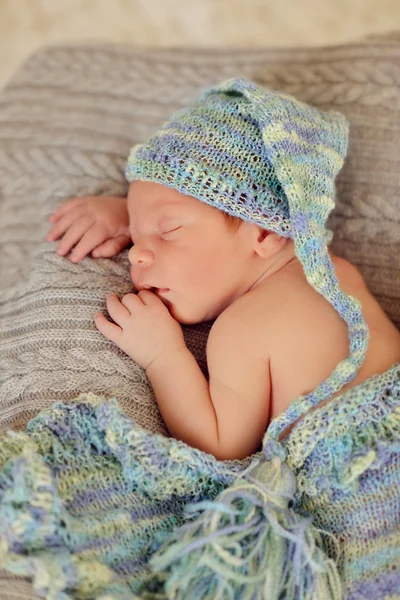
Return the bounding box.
[140,283,170,293]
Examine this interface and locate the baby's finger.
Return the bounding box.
[48,197,84,222]
[91,234,132,258]
[68,223,109,262]
[46,206,85,241]
[94,311,122,345]
[55,217,94,257]
[106,293,131,326]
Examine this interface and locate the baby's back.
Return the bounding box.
[240,253,400,440]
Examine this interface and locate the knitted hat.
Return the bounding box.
[125,77,369,442]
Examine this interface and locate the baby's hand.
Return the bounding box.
[95,291,185,370]
[46,195,131,262]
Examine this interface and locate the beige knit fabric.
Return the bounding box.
[0,35,400,597]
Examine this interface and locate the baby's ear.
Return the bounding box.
[255,229,287,258]
[257,228,269,243]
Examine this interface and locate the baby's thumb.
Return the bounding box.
[92,235,131,258]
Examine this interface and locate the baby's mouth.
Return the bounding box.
[137,283,169,293]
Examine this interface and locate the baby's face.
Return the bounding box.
[127,180,259,324]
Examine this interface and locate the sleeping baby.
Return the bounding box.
[46,77,400,461]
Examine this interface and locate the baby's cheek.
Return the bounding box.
[189,262,215,289]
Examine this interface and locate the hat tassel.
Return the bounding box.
[149,449,343,599]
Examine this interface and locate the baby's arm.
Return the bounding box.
[205,311,271,460]
[146,310,271,461]
[46,195,131,262]
[146,346,220,457]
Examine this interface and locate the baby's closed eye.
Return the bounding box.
[162,226,182,237]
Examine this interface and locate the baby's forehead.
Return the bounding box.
[128,181,208,218]
[129,199,191,223]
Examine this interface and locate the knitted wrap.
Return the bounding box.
[126,77,370,443]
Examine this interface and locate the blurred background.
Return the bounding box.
[1,0,400,88]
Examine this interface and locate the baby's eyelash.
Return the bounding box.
[162,227,181,236]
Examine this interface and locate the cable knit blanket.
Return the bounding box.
[1,35,400,599]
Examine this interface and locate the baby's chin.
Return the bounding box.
[167,299,221,326]
[168,304,205,325]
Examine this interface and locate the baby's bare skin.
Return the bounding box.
[225,250,400,441]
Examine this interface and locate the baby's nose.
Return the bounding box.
[128,245,155,266]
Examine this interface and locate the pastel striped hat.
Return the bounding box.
[125,77,369,438]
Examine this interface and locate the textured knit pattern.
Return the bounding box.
[0,393,247,599]
[0,365,398,599]
[285,363,400,598]
[0,40,400,599]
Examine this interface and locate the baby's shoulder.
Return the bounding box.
[242,259,342,322]
[228,258,350,365]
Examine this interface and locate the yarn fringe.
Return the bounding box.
[149,454,343,600]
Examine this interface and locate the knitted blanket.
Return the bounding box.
[0,364,399,599]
